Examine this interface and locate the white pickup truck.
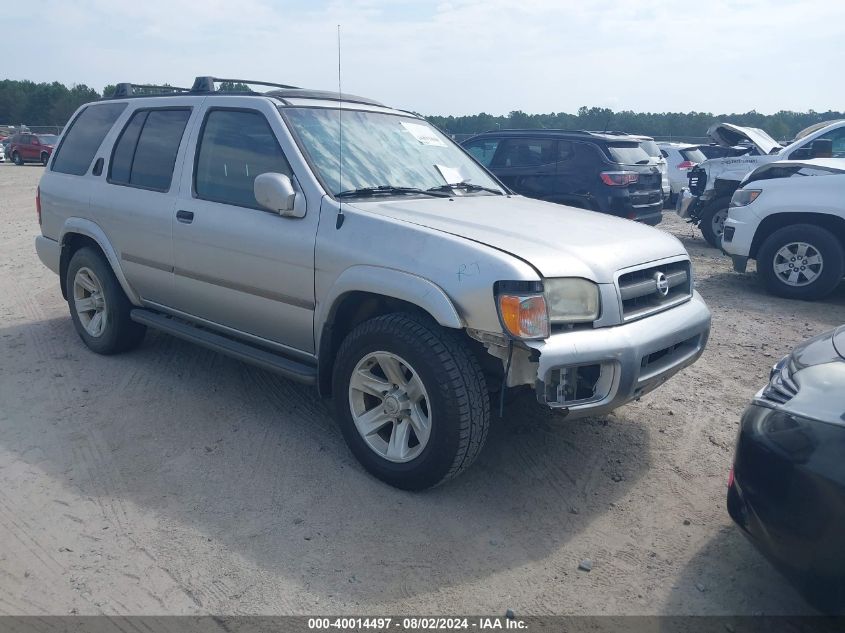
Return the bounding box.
[678,121,845,247]
[722,158,845,300]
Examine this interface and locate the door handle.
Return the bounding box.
[176,210,194,224]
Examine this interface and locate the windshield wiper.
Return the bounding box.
[336,185,450,199]
[427,181,504,195]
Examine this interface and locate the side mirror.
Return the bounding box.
[254,173,304,218]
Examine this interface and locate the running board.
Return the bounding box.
[130,309,318,385]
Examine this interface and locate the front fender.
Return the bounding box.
[59,217,141,306]
[316,265,463,348]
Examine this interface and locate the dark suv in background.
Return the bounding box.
[462,130,664,225]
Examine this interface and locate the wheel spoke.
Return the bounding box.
[404,374,424,402]
[88,311,103,335]
[76,271,98,293]
[774,262,791,274]
[376,354,407,388]
[795,243,808,257]
[805,255,822,266]
[407,406,430,447]
[75,296,97,313]
[354,406,393,437]
[350,368,389,398]
[787,270,800,285]
[386,420,412,461]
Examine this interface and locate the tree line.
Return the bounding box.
[1,79,841,141]
[0,79,251,128]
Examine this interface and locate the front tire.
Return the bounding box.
[757,224,844,300]
[41,152,49,166]
[66,247,146,354]
[332,313,490,490]
[698,197,730,248]
[12,151,23,166]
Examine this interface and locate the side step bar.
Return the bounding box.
[130,309,318,385]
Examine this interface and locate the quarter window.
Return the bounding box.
[194,109,291,209]
[52,103,126,176]
[109,109,191,191]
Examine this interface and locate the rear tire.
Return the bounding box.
[40,152,49,166]
[756,224,844,300]
[332,313,490,490]
[12,151,22,166]
[698,197,730,248]
[66,247,146,354]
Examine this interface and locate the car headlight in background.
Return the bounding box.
[730,189,762,207]
[495,278,599,340]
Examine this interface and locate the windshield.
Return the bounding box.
[282,107,503,197]
[606,143,651,165]
[37,134,59,145]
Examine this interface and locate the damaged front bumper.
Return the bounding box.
[523,292,711,418]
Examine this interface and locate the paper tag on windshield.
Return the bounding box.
[435,164,464,184]
[400,121,446,147]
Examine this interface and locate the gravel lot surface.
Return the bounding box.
[1,164,843,615]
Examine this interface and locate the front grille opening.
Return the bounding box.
[640,334,701,378]
[618,260,692,321]
[544,363,606,406]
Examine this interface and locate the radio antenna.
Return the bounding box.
[335,24,345,229]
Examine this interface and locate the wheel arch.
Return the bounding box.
[59,219,141,305]
[750,213,845,259]
[316,267,465,397]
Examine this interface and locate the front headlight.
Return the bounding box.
[544,278,600,323]
[730,188,761,207]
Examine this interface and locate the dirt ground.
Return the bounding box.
[1,163,843,616]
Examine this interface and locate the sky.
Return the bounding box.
[7,0,845,116]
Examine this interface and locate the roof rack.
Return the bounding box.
[111,83,192,99]
[190,76,300,93]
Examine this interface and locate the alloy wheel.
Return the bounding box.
[73,266,108,337]
[348,351,431,463]
[773,242,823,287]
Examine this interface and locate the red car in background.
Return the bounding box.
[8,133,59,166]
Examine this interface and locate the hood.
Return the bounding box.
[350,195,686,282]
[742,158,845,185]
[707,123,782,155]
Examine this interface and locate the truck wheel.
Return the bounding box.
[698,197,730,248]
[332,313,490,490]
[12,151,23,166]
[757,224,844,300]
[66,247,146,354]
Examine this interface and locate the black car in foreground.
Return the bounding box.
[728,325,845,613]
[462,130,664,225]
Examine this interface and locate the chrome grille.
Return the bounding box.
[761,355,799,404]
[617,260,692,321]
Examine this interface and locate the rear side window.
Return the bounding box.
[492,138,557,168]
[638,139,660,158]
[52,103,126,175]
[194,109,290,209]
[109,109,191,191]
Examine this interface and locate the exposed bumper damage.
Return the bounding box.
[475,293,711,419]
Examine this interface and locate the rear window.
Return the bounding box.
[605,143,651,165]
[109,108,191,191]
[681,148,706,163]
[52,103,126,176]
[638,140,660,157]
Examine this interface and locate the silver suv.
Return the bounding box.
[35,77,712,490]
